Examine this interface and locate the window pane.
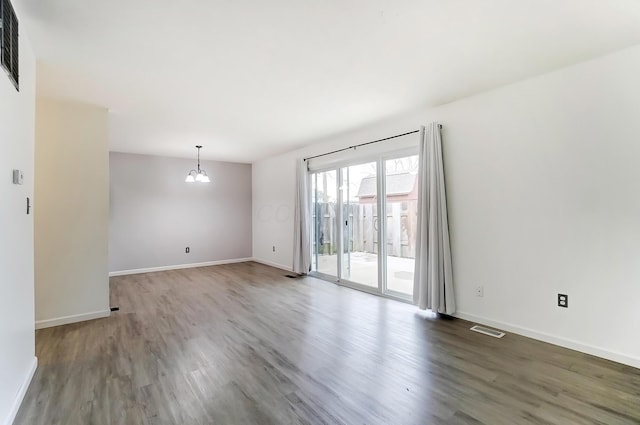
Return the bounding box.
[342,162,378,288]
[385,155,419,296]
[313,170,338,276]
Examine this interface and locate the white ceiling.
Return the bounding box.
[19,0,640,163]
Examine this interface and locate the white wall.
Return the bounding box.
[109,152,252,273]
[0,12,37,425]
[252,45,640,368]
[34,97,110,329]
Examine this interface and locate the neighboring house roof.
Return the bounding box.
[357,172,417,198]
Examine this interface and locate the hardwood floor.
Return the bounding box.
[14,262,640,425]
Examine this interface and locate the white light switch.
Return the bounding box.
[12,169,23,185]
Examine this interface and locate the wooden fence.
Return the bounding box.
[313,201,417,259]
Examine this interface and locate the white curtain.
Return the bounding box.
[293,159,312,274]
[413,123,456,314]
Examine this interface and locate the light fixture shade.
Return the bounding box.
[200,174,211,183]
[195,172,204,182]
[185,174,195,183]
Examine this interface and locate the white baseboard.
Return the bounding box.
[454,311,640,369]
[109,257,253,277]
[250,257,293,272]
[35,310,111,330]
[3,356,37,425]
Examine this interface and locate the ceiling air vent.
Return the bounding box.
[470,325,506,338]
[0,0,19,91]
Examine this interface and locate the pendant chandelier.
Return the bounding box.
[185,145,210,183]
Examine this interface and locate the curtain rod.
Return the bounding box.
[303,125,441,162]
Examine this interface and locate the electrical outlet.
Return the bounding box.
[272,246,276,252]
[558,293,568,308]
[185,247,190,254]
[476,286,484,297]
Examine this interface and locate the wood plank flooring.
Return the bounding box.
[14,262,640,424]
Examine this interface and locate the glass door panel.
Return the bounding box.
[341,162,378,288]
[313,170,338,276]
[384,155,419,297]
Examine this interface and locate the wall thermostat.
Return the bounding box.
[12,169,23,185]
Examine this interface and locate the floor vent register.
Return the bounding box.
[470,325,506,338]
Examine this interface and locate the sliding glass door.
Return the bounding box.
[341,162,378,288]
[311,152,418,301]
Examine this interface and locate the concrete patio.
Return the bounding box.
[315,252,414,296]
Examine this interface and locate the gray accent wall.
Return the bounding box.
[109,152,252,272]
